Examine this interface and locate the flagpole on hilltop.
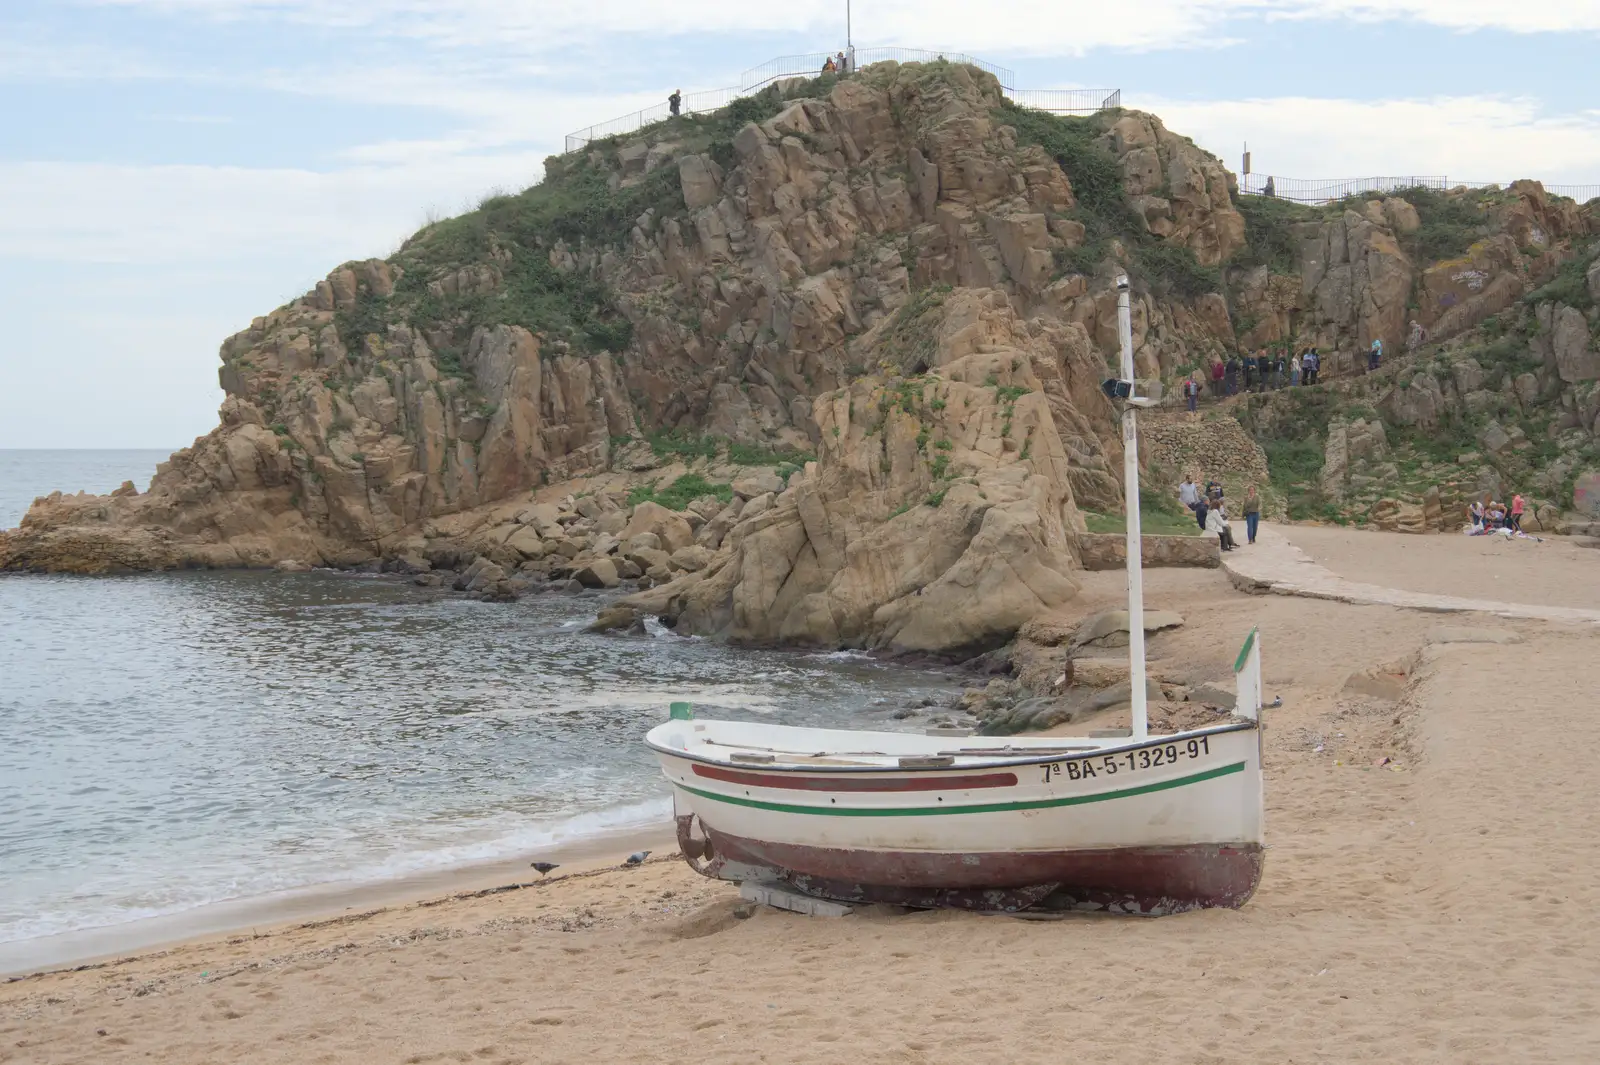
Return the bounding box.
[846,0,854,72]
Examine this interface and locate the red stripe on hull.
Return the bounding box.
[691,764,1019,792]
[699,827,1263,914]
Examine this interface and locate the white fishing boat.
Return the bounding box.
[643,276,1265,914]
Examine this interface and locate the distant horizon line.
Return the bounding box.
[0,446,181,452]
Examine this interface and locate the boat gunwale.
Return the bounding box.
[646,718,1259,775]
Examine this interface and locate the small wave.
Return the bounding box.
[803,649,876,662]
[0,797,673,948]
[643,616,701,640]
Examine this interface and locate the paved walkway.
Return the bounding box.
[1221,527,1600,627]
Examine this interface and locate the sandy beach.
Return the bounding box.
[6,523,1600,1064]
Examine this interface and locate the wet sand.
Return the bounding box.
[7,544,1600,1063]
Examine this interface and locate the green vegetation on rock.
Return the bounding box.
[999,103,1139,280]
[1231,194,1317,274]
[627,474,733,511]
[386,155,684,358]
[876,284,951,372]
[1527,242,1599,310]
[1382,185,1491,263]
[1002,102,1226,298]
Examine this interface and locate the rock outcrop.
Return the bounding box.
[7,56,1599,629]
[612,288,1114,656]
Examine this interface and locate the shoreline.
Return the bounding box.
[0,819,677,980]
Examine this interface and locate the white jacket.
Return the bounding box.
[1205,508,1229,535]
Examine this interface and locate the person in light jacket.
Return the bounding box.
[1206,502,1236,551]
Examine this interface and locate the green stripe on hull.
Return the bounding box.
[676,761,1247,817]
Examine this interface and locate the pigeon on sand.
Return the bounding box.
[529,862,560,877]
[623,850,651,867]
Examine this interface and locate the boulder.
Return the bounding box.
[1477,421,1512,454]
[1068,656,1130,690]
[465,562,507,593]
[1369,498,1428,534]
[505,527,546,559]
[274,559,312,573]
[669,545,715,572]
[677,153,724,210]
[731,470,785,498]
[738,492,775,521]
[587,604,644,634]
[1186,683,1236,710]
[625,546,672,572]
[695,502,743,551]
[1551,305,1600,382]
[1072,609,1185,648]
[623,502,695,554]
[574,558,620,589]
[625,532,663,553]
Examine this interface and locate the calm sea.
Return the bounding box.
[0,451,953,972]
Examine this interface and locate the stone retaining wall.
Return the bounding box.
[1076,533,1221,570]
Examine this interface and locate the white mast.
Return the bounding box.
[1116,275,1148,742]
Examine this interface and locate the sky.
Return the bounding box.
[2,1,1598,448]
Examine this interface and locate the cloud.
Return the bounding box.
[80,0,1600,60]
[1142,94,1600,187]
[0,80,671,266]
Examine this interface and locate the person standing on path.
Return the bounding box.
[1241,353,1256,393]
[1181,473,1209,533]
[1183,375,1200,412]
[1225,355,1240,396]
[1303,348,1319,386]
[1510,492,1525,531]
[1242,485,1261,545]
[1368,337,1383,371]
[668,89,682,116]
[1290,350,1302,387]
[1179,472,1200,513]
[1408,319,1428,354]
[1211,358,1225,398]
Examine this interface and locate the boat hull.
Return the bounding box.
[689,822,1262,914]
[657,722,1265,915]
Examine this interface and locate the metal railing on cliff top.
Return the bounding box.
[563,47,1120,152]
[1238,173,1600,205]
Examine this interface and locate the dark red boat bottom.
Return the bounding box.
[678,817,1263,915]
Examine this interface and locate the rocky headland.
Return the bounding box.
[6,58,1598,668]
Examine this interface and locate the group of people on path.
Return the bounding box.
[668,51,851,117]
[1186,349,1320,410]
[1179,325,1433,413]
[1178,473,1261,552]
